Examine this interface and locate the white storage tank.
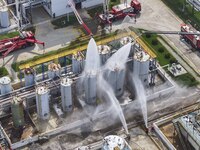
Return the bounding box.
[48,63,61,79]
[0,7,10,28]
[61,77,73,112]
[133,50,150,86]
[72,53,85,74]
[84,71,97,105]
[105,67,125,97]
[35,86,50,120]
[97,45,111,65]
[0,76,12,95]
[102,135,132,150]
[120,36,134,46]
[24,68,35,87]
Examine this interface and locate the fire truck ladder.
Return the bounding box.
[67,0,92,36]
[2,43,18,58]
[142,31,200,35]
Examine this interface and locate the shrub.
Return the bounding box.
[169,59,178,64]
[35,65,48,74]
[151,39,158,46]
[0,67,9,77]
[145,34,151,38]
[164,53,171,59]
[158,47,164,53]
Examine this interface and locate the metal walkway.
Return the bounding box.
[19,31,156,70]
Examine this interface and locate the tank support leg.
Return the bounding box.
[42,64,45,80]
[20,70,23,88]
[149,59,156,86]
[64,56,67,74]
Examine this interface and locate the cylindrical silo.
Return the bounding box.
[72,53,85,74]
[120,36,135,56]
[102,135,132,150]
[11,96,25,128]
[48,63,61,79]
[0,76,12,95]
[35,86,50,120]
[105,67,125,97]
[120,36,134,46]
[0,7,10,28]
[97,45,111,65]
[133,50,150,86]
[24,68,35,87]
[84,71,97,105]
[61,78,73,112]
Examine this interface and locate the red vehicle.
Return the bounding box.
[98,0,141,25]
[0,31,44,58]
[181,24,200,49]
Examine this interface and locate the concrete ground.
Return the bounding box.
[23,126,161,150]
[0,6,80,82]
[129,127,160,150]
[113,0,200,81]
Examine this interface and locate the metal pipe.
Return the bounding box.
[153,123,176,150]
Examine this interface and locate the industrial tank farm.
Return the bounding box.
[0,35,175,149]
[1,0,200,148]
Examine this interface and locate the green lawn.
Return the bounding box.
[109,0,121,9]
[51,15,78,29]
[141,32,199,86]
[174,73,199,87]
[87,5,103,18]
[138,31,177,66]
[0,31,19,40]
[162,0,200,30]
[11,63,20,72]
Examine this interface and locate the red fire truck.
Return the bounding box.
[98,0,141,25]
[181,24,200,49]
[0,31,44,58]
